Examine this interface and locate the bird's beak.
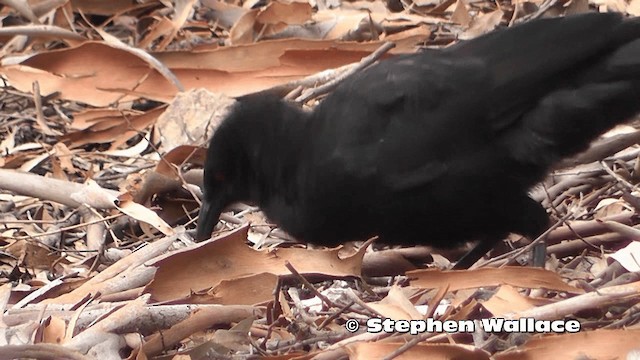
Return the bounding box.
[196,198,222,241]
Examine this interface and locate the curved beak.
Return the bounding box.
[196,198,222,241]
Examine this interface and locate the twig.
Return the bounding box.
[295,42,396,104]
[285,261,337,309]
[514,0,560,24]
[344,288,385,318]
[32,81,56,136]
[559,129,640,168]
[267,331,350,352]
[0,344,90,360]
[381,332,436,360]
[317,301,356,330]
[478,213,570,268]
[13,213,123,240]
[601,160,638,191]
[0,24,85,41]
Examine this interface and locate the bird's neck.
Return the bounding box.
[242,106,310,207]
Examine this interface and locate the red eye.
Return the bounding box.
[214,172,225,182]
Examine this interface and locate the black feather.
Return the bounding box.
[196,12,640,267]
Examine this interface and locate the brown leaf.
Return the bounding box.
[481,285,538,317]
[347,342,490,360]
[451,0,471,27]
[155,88,236,151]
[459,10,504,40]
[495,329,640,360]
[116,193,175,236]
[61,107,163,148]
[41,316,67,344]
[189,273,279,305]
[258,1,312,26]
[144,225,368,302]
[408,267,583,293]
[367,286,424,320]
[2,39,427,106]
[5,240,64,270]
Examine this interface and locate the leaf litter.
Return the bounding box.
[0,0,640,359]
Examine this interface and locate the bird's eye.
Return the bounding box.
[214,172,226,182]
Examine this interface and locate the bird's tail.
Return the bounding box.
[501,36,640,171]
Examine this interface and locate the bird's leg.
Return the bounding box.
[452,196,550,270]
[451,238,501,270]
[530,240,547,267]
[515,196,551,267]
[451,232,549,270]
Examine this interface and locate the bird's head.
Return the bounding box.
[195,94,308,241]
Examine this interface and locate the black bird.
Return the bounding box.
[196,12,640,268]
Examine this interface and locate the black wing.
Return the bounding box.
[306,12,640,194]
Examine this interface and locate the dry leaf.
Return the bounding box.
[347,342,490,360]
[481,285,537,317]
[459,10,504,40]
[144,225,368,302]
[495,329,640,360]
[408,267,583,293]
